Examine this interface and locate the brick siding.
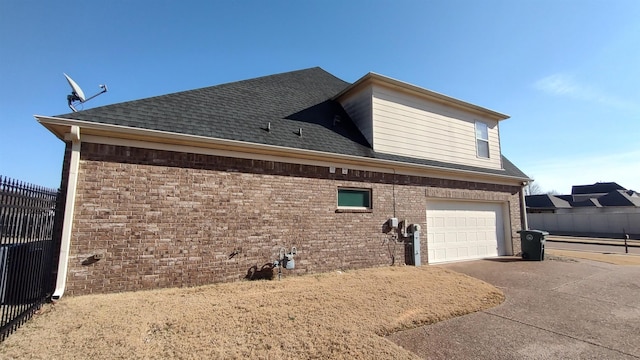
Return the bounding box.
[64,142,523,295]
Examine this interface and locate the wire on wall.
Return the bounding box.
[392,168,397,218]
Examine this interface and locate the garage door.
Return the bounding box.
[426,201,505,263]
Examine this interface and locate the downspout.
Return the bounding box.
[52,125,81,300]
[520,182,529,230]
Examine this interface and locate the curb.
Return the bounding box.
[546,236,640,248]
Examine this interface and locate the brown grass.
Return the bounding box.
[547,249,640,266]
[1,266,503,359]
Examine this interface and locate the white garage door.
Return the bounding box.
[426,201,505,263]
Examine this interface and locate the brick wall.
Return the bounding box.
[65,142,522,295]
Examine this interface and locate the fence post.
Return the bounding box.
[623,228,629,254]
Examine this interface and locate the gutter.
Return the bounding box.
[52,125,81,300]
[520,182,529,230]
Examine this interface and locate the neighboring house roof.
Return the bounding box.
[528,185,640,209]
[556,195,573,202]
[571,198,603,208]
[598,190,640,207]
[571,182,626,195]
[50,67,528,180]
[525,194,571,209]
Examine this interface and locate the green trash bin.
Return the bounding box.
[518,230,548,261]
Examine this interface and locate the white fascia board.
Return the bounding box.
[35,115,529,185]
[333,72,510,121]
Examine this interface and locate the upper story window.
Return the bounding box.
[475,121,490,158]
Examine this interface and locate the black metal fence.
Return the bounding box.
[0,176,60,341]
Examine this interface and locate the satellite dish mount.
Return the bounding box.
[64,73,108,112]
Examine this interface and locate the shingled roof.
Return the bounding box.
[525,194,571,209]
[571,182,626,195]
[527,188,640,209]
[55,67,528,179]
[598,190,640,207]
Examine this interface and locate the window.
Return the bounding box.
[337,188,371,209]
[475,121,490,158]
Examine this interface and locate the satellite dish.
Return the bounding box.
[64,73,86,102]
[63,73,108,112]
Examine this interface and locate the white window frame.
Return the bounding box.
[475,121,490,159]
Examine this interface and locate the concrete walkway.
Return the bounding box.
[387,257,640,359]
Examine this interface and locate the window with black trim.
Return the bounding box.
[475,121,490,158]
[337,188,371,209]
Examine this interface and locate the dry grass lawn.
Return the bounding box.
[1,266,503,359]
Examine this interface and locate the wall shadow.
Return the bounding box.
[285,100,371,147]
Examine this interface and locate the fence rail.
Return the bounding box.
[0,175,60,341]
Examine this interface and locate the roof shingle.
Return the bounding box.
[571,182,626,195]
[57,67,528,180]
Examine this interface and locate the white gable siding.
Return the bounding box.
[339,87,373,147]
[371,85,503,169]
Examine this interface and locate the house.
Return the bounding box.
[571,182,627,203]
[37,67,530,297]
[525,194,571,213]
[527,182,640,238]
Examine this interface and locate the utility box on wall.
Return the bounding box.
[284,254,295,270]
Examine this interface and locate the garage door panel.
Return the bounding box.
[468,247,478,257]
[458,247,469,257]
[433,248,446,261]
[446,232,457,242]
[427,201,505,264]
[429,217,445,227]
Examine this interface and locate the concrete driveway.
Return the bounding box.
[387,256,640,359]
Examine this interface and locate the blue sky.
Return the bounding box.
[1,1,639,193]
